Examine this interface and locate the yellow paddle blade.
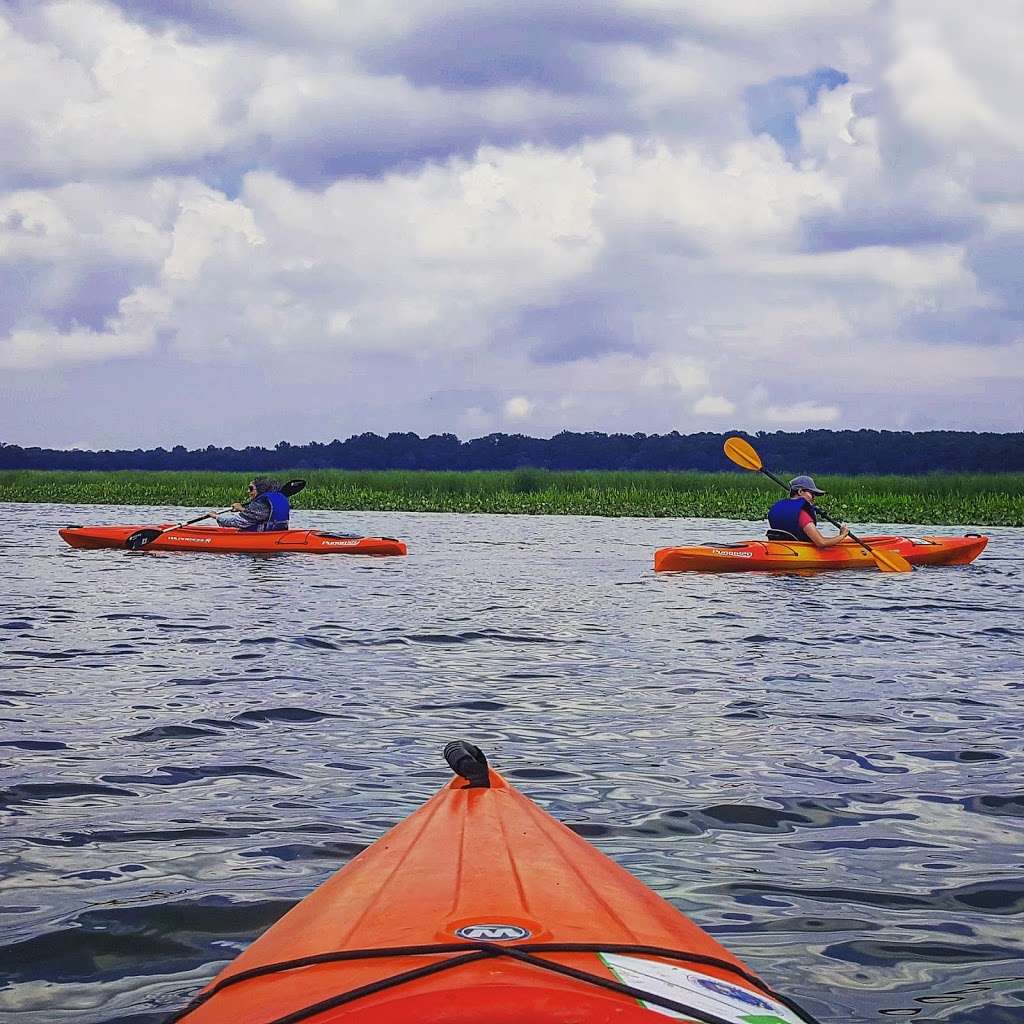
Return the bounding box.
[871,547,913,573]
[723,436,762,471]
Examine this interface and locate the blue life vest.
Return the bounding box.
[767,497,816,542]
[241,491,290,532]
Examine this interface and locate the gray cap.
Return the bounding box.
[789,475,825,496]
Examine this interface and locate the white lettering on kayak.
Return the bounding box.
[455,924,532,941]
[164,536,212,543]
[322,540,361,547]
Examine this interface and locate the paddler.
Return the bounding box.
[767,475,850,547]
[213,478,290,532]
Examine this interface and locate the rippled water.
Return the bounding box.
[1,502,1022,1023]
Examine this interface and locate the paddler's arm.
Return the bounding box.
[214,499,266,528]
[803,521,851,548]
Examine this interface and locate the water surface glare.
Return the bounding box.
[1,502,1023,1023]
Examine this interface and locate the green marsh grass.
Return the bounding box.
[3,469,1022,525]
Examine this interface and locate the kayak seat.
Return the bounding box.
[766,529,800,541]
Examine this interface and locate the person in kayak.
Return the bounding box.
[767,475,850,547]
[214,478,290,532]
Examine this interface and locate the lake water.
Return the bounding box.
[1,502,1022,1023]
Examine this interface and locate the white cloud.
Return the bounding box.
[163,191,265,282]
[592,134,840,251]
[0,1,245,182]
[885,4,1023,151]
[0,286,168,369]
[761,401,841,425]
[503,396,534,420]
[692,395,736,416]
[662,357,711,395]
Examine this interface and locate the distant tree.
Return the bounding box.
[1,430,1022,473]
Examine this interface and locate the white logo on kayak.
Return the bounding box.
[600,953,805,1023]
[712,549,753,558]
[165,535,211,542]
[456,924,531,941]
[322,540,360,546]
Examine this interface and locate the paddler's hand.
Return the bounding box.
[230,502,244,511]
[838,524,850,540]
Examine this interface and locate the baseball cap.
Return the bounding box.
[789,475,825,496]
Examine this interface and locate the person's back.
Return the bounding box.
[767,495,816,542]
[767,475,849,548]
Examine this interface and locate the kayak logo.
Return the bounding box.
[166,535,211,542]
[456,923,532,941]
[694,976,777,1011]
[712,549,752,558]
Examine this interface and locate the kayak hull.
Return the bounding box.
[654,533,987,572]
[58,525,407,556]
[172,759,810,1024]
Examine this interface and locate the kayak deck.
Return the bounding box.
[655,533,987,572]
[59,525,407,556]
[170,743,817,1024]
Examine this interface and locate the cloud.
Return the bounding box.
[503,396,534,420]
[0,286,168,370]
[692,395,736,416]
[0,1,252,186]
[745,67,849,151]
[2,0,1024,443]
[761,401,841,425]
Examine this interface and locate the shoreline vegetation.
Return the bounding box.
[3,469,1023,526]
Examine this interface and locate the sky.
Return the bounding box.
[1,0,1022,449]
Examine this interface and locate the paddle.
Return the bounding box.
[124,479,307,550]
[722,437,912,573]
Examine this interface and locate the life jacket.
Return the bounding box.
[767,497,816,543]
[241,490,290,532]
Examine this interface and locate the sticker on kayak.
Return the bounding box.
[599,954,803,1023]
[711,549,753,558]
[455,923,532,941]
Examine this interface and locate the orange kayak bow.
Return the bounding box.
[168,743,819,1024]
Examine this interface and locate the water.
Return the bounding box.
[1,502,1022,1023]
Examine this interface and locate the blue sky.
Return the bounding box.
[1,0,1022,448]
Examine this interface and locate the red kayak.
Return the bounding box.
[167,742,819,1024]
[59,525,407,556]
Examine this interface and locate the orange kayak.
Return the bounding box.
[169,742,818,1024]
[59,525,407,556]
[655,534,987,573]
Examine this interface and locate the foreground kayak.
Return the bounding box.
[655,533,987,573]
[59,525,407,556]
[169,742,819,1024]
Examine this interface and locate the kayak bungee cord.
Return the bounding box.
[166,941,823,1024]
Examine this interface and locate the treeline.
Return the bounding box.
[1,430,1022,474]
